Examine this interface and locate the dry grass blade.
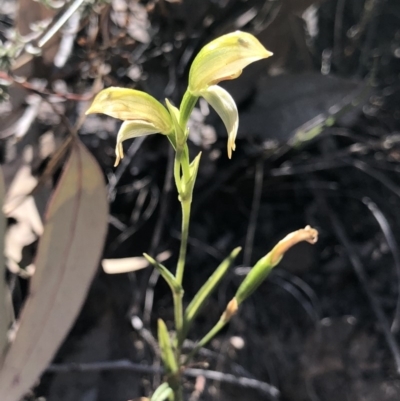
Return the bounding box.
[0,139,108,401]
[0,169,10,364]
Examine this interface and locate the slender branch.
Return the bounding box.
[46,360,280,398]
[243,158,264,266]
[39,0,86,48]
[0,72,93,101]
[12,0,88,71]
[185,368,280,399]
[313,190,400,374]
[47,360,162,374]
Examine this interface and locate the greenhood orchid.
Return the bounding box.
[187,31,273,158]
[83,32,320,401]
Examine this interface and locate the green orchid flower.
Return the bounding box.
[187,31,273,158]
[86,87,173,166]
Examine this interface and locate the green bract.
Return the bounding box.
[187,31,272,159]
[86,87,173,166]
[235,226,318,304]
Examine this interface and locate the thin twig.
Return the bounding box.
[46,360,280,398]
[12,0,88,71]
[355,0,383,76]
[0,72,93,102]
[243,158,264,266]
[3,72,102,219]
[313,191,400,374]
[47,360,162,374]
[333,0,346,70]
[352,159,400,199]
[362,197,400,333]
[351,160,400,333]
[185,368,279,399]
[271,271,321,324]
[270,158,349,177]
[285,178,400,334]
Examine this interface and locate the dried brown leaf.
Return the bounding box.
[102,250,171,274]
[3,164,44,273]
[0,139,108,401]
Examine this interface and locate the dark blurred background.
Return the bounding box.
[2,0,400,400]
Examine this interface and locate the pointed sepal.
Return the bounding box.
[189,31,272,94]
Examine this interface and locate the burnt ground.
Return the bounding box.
[2,0,400,400]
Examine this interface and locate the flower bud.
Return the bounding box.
[235,226,318,304]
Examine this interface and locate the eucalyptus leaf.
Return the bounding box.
[0,139,108,401]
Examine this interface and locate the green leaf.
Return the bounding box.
[235,253,274,305]
[157,319,178,374]
[143,253,182,295]
[0,139,108,401]
[184,247,241,332]
[151,382,174,401]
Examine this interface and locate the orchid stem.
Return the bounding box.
[176,197,191,285]
[172,114,194,390]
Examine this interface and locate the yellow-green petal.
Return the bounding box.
[86,87,173,134]
[201,85,238,158]
[114,120,160,166]
[189,31,272,94]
